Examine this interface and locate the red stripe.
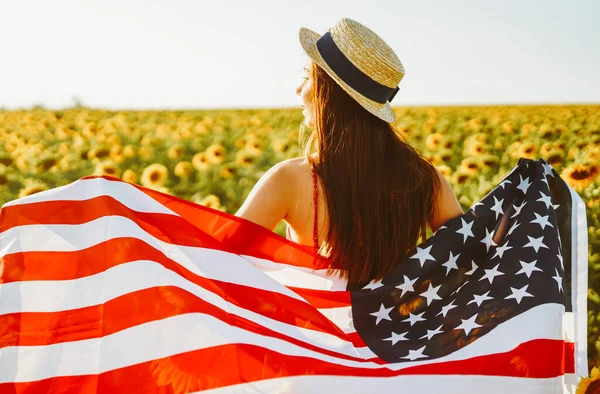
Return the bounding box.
[288,287,352,309]
[0,175,334,271]
[0,285,372,363]
[0,339,575,393]
[0,238,361,346]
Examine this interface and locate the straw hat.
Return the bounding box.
[299,18,405,123]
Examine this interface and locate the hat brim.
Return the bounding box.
[299,27,396,123]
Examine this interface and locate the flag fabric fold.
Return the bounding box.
[0,157,588,393]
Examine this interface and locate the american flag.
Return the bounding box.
[0,157,588,393]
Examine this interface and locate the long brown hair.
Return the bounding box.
[302,61,442,289]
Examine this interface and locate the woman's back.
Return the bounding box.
[284,156,329,251]
[282,154,464,255]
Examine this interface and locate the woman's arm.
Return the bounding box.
[235,160,291,231]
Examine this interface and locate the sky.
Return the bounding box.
[0,0,599,110]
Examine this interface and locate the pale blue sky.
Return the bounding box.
[0,0,598,110]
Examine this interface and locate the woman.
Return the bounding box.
[236,18,464,289]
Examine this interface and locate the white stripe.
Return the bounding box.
[242,255,348,291]
[317,306,355,334]
[567,183,589,379]
[0,177,178,216]
[0,260,375,360]
[0,215,306,302]
[197,374,576,394]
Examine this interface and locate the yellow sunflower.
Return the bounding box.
[122,169,137,184]
[88,146,110,160]
[220,164,236,179]
[501,121,514,134]
[18,179,49,198]
[36,157,58,172]
[540,142,554,157]
[543,149,563,167]
[463,141,487,157]
[459,157,481,176]
[194,122,208,135]
[435,164,452,180]
[123,144,137,158]
[235,150,255,168]
[576,366,600,394]
[58,142,70,155]
[583,145,600,162]
[425,133,445,151]
[141,163,169,187]
[272,138,291,154]
[106,134,121,145]
[429,150,454,166]
[167,144,185,160]
[93,161,121,178]
[205,144,226,164]
[452,169,474,185]
[245,138,264,156]
[174,161,194,178]
[199,194,221,210]
[15,155,33,172]
[192,152,211,172]
[477,154,500,169]
[516,141,538,160]
[138,146,154,161]
[560,162,600,192]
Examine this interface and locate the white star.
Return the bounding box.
[420,324,444,340]
[468,290,493,307]
[480,227,498,252]
[436,299,458,317]
[505,284,534,304]
[552,268,563,293]
[489,196,504,220]
[401,345,428,361]
[507,219,521,236]
[452,280,469,295]
[363,279,384,290]
[491,240,513,259]
[479,263,505,284]
[470,201,484,212]
[433,225,447,235]
[523,235,550,253]
[542,161,555,178]
[395,275,418,298]
[537,191,553,210]
[517,174,532,194]
[370,303,394,325]
[455,218,475,243]
[402,311,426,326]
[553,203,560,210]
[454,314,482,336]
[383,331,408,345]
[557,253,564,269]
[541,176,550,189]
[409,245,436,267]
[510,201,527,219]
[420,283,442,306]
[499,179,512,189]
[516,259,542,278]
[465,260,478,276]
[442,251,461,275]
[530,212,554,230]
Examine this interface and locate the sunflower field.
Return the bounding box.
[0,104,599,371]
